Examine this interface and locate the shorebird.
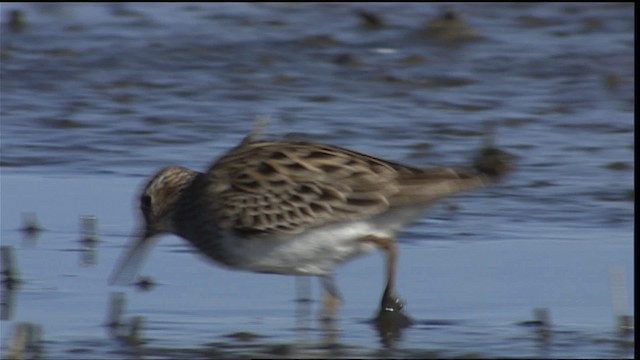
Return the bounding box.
[110,122,513,320]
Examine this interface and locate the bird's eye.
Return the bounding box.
[141,194,152,210]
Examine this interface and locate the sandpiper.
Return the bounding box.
[110,123,513,320]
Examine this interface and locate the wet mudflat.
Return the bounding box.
[0,3,634,359]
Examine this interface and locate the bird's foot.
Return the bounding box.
[381,294,405,313]
[373,294,413,347]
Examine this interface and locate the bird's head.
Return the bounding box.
[139,166,199,237]
[109,166,199,285]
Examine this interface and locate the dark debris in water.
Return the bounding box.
[333,53,362,66]
[356,9,385,29]
[594,189,634,202]
[37,117,90,129]
[432,128,482,137]
[416,319,460,327]
[372,74,476,89]
[624,189,634,202]
[41,48,78,56]
[398,54,428,66]
[5,9,26,33]
[496,117,538,128]
[20,212,43,236]
[305,95,335,103]
[298,34,341,46]
[421,7,484,43]
[223,331,265,342]
[473,146,515,179]
[134,276,157,291]
[603,72,623,90]
[527,180,555,188]
[603,161,631,171]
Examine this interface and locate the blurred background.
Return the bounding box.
[0,3,634,359]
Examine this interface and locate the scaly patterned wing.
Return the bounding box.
[203,141,405,234]
[202,140,490,235]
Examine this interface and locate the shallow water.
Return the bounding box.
[0,2,634,359]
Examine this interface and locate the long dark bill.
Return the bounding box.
[109,231,156,285]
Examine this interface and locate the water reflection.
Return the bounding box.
[79,239,98,266]
[78,215,98,266]
[1,284,18,320]
[372,309,413,348]
[104,291,147,346]
[1,246,21,320]
[293,275,412,348]
[294,276,312,343]
[2,322,43,359]
[105,291,126,335]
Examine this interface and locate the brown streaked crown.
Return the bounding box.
[140,166,200,235]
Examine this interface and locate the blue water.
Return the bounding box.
[1,3,634,358]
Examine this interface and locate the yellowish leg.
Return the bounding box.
[359,235,413,347]
[359,235,404,313]
[320,290,341,321]
[319,275,341,321]
[318,276,339,345]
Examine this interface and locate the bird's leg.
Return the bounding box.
[360,234,412,347]
[319,274,341,322]
[359,235,404,313]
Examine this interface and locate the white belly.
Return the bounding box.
[219,205,428,275]
[224,220,384,275]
